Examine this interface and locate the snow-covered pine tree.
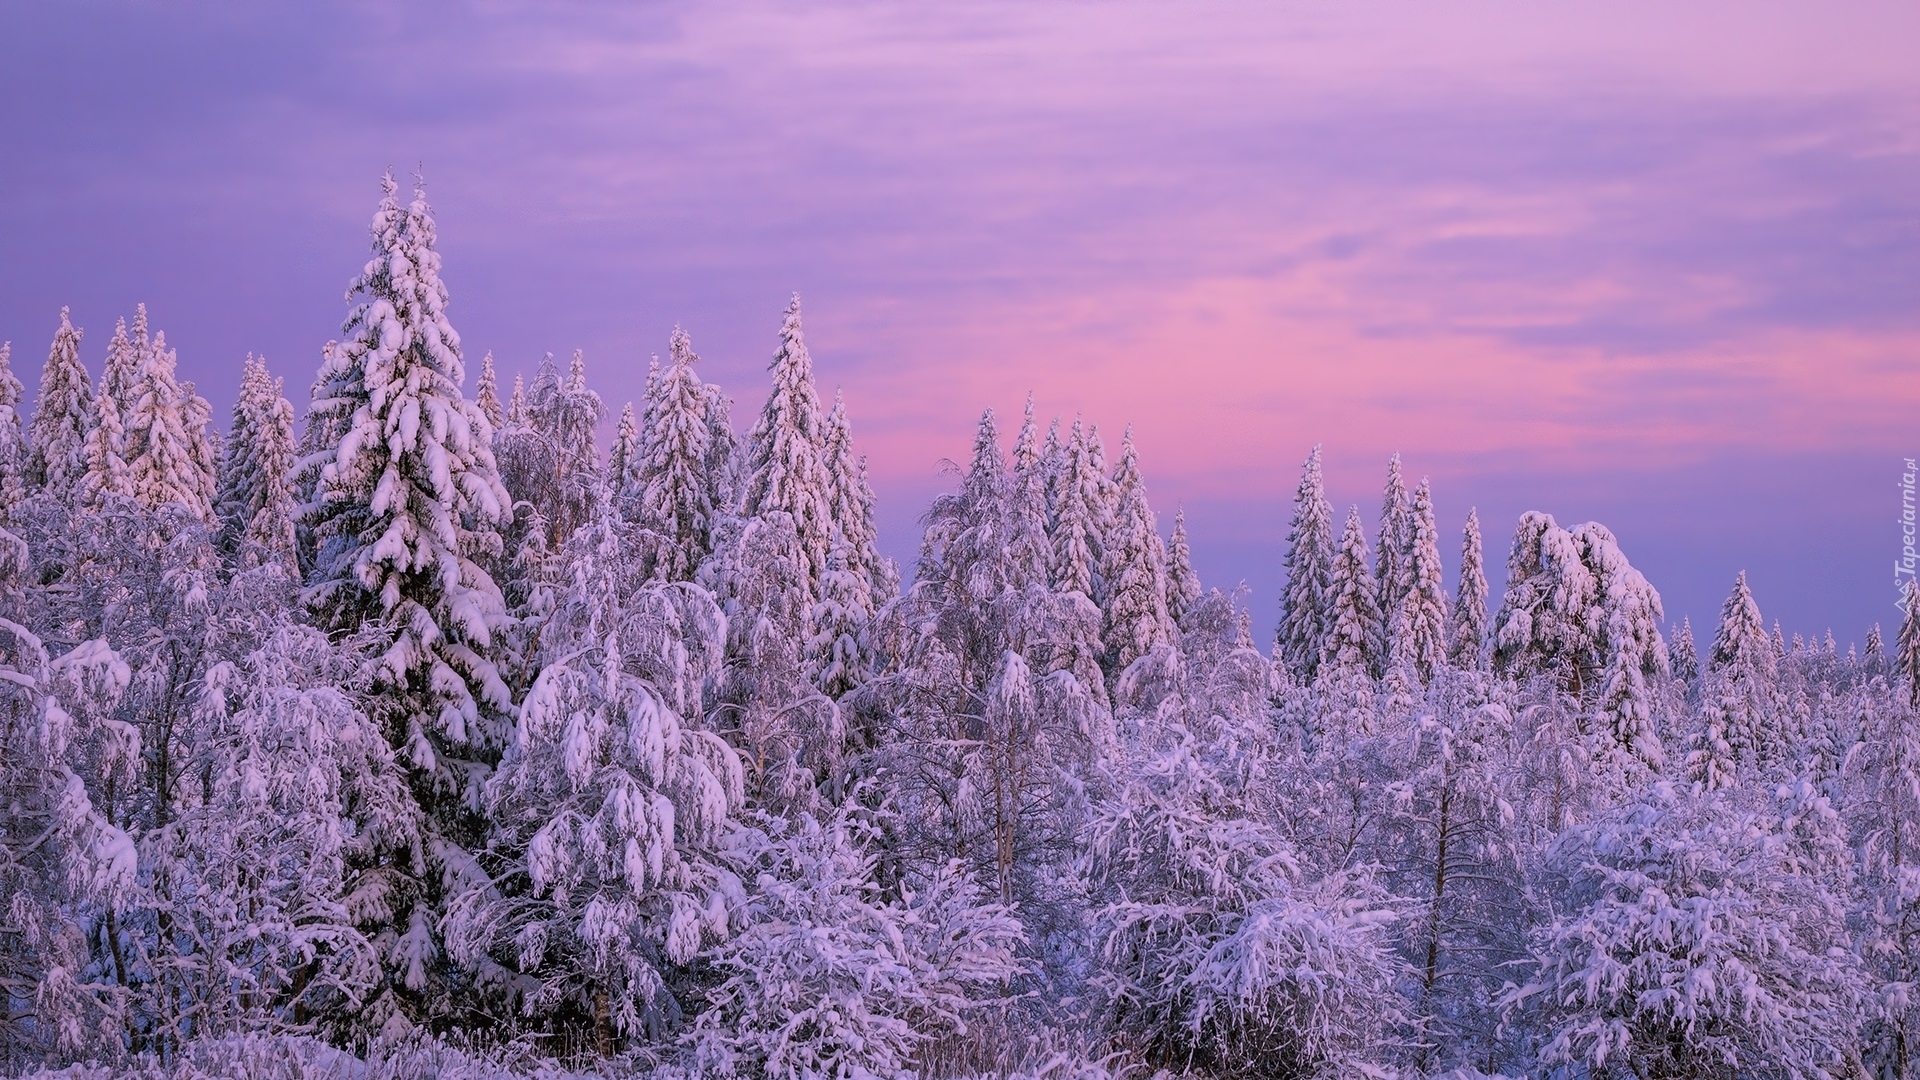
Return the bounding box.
[473,350,503,430]
[637,327,719,583]
[1671,616,1699,685]
[703,381,739,521]
[741,295,834,596]
[1707,571,1783,772]
[181,377,220,515]
[1375,453,1412,658]
[1101,426,1173,675]
[607,400,643,511]
[807,390,881,695]
[1050,417,1103,601]
[505,372,528,425]
[1166,507,1202,629]
[124,329,212,517]
[0,342,24,517]
[1581,522,1667,785]
[78,365,133,507]
[1277,446,1336,683]
[213,354,270,552]
[1386,476,1448,702]
[1316,506,1382,740]
[1448,507,1486,669]
[502,348,603,547]
[27,308,91,500]
[821,388,882,608]
[240,367,300,573]
[1867,622,1886,672]
[100,308,143,425]
[299,174,513,1028]
[1006,394,1053,593]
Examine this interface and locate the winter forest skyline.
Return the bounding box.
[5,5,1920,1079]
[3,3,1917,643]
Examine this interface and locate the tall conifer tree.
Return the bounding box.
[742,295,834,595]
[1101,427,1174,672]
[640,327,720,582]
[1448,507,1486,669]
[27,308,91,499]
[1278,445,1336,681]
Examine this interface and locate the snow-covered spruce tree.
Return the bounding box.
[27,308,91,501]
[1166,507,1202,629]
[0,342,24,518]
[180,379,219,516]
[1314,506,1382,743]
[213,355,270,555]
[497,350,603,551]
[808,528,876,701]
[78,368,132,508]
[240,372,301,573]
[299,174,512,1031]
[1050,417,1104,602]
[1670,616,1699,687]
[1448,507,1486,670]
[473,351,503,431]
[741,294,834,596]
[1375,454,1412,660]
[637,327,719,583]
[1081,723,1405,1077]
[819,387,890,639]
[1582,521,1667,785]
[1005,396,1054,597]
[450,499,748,1050]
[703,382,740,522]
[98,311,141,431]
[1100,427,1174,676]
[1277,446,1336,684]
[607,400,642,516]
[1491,512,1667,784]
[123,330,213,518]
[689,807,1025,1080]
[1705,571,1783,776]
[1385,476,1448,710]
[505,372,527,424]
[1510,782,1866,1079]
[0,618,137,1064]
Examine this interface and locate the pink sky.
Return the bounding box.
[1,2,1915,639]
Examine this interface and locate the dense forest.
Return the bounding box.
[1,176,1913,1080]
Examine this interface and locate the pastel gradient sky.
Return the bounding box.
[3,2,1917,643]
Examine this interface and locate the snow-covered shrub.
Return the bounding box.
[1511,781,1866,1079]
[1082,730,1405,1077]
[132,623,411,1044]
[0,620,135,1064]
[690,807,1025,1080]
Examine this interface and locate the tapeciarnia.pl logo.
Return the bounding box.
[1899,458,1917,613]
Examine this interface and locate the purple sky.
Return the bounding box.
[3,2,1917,645]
